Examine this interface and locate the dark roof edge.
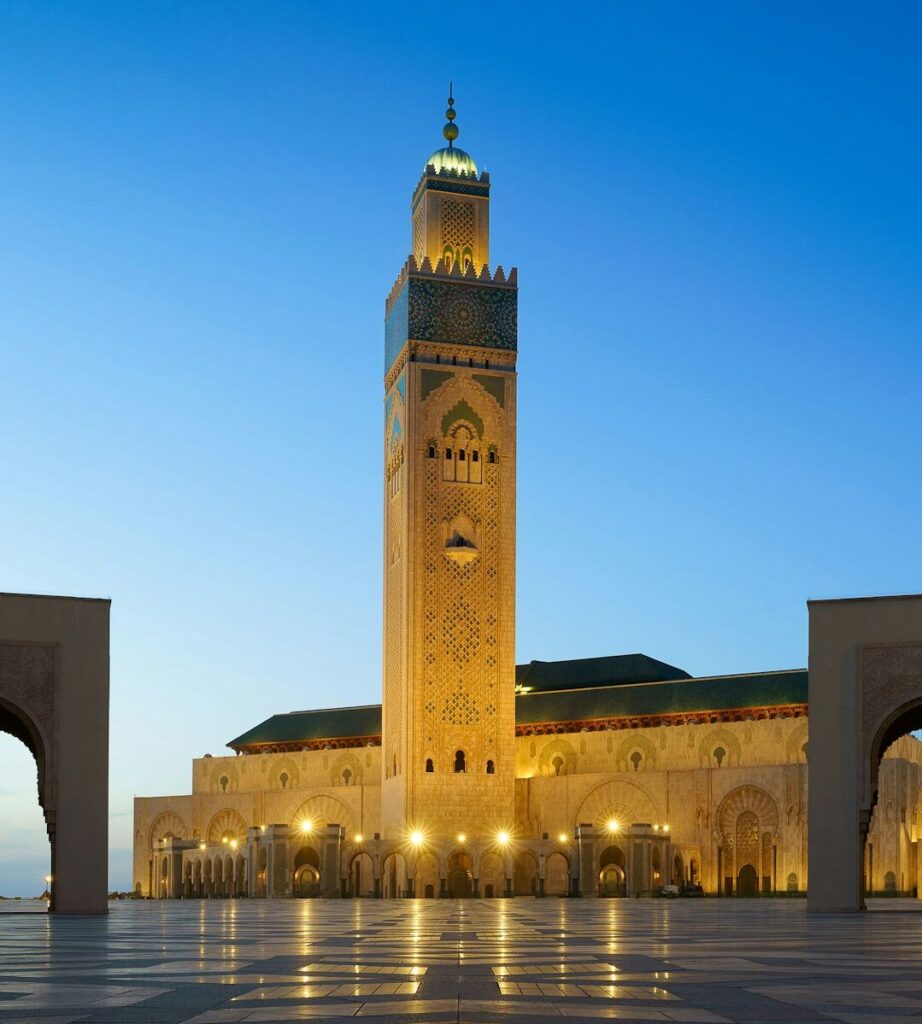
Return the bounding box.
[516,668,806,701]
[807,593,922,605]
[277,703,383,717]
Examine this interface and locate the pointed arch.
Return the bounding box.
[786,720,809,762]
[537,737,577,777]
[698,727,742,768]
[717,785,780,840]
[331,751,363,787]
[206,808,247,846]
[575,779,660,831]
[614,734,657,772]
[148,811,189,853]
[289,794,356,837]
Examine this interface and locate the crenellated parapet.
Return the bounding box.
[384,254,518,375]
[385,255,517,318]
[412,165,491,207]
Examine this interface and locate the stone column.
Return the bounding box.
[321,824,344,899]
[576,824,596,897]
[246,828,260,898]
[262,825,290,899]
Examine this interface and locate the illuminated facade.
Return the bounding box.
[134,96,922,902]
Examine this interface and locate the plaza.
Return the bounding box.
[1,899,922,1023]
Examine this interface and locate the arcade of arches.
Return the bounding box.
[136,711,922,901]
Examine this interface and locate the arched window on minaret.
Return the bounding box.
[454,750,466,774]
[486,759,495,775]
[425,758,434,773]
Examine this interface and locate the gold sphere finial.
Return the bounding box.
[442,81,459,145]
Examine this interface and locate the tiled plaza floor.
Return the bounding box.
[0,899,920,1023]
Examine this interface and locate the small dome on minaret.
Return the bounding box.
[424,85,478,175]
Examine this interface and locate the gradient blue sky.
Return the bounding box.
[1,2,921,895]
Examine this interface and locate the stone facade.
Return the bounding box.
[134,711,922,898]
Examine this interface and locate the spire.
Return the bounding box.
[442,83,459,149]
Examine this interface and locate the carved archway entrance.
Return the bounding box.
[808,595,922,912]
[0,595,109,914]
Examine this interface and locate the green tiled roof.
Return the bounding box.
[228,704,382,750]
[227,666,808,751]
[514,670,807,726]
[515,654,690,694]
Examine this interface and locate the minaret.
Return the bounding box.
[382,91,518,843]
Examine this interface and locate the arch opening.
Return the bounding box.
[0,705,50,901]
[293,845,321,898]
[599,845,626,898]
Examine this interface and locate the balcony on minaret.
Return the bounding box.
[443,515,480,565]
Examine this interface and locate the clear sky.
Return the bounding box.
[1,2,921,895]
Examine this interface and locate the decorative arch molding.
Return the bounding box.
[148,811,189,852]
[716,785,780,841]
[385,384,406,443]
[206,808,247,845]
[331,751,363,788]
[575,779,660,831]
[442,399,484,439]
[698,727,742,768]
[614,733,657,772]
[210,762,240,795]
[273,756,301,791]
[421,375,503,444]
[289,794,356,837]
[785,720,809,763]
[537,737,577,777]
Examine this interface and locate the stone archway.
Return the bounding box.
[808,595,922,912]
[0,594,109,914]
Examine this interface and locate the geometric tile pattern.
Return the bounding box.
[0,900,918,1023]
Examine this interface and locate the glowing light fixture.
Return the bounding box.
[558,833,568,843]
[300,820,314,835]
[354,833,364,843]
[497,830,510,846]
[222,836,229,843]
[230,839,239,850]
[457,833,466,844]
[410,830,424,847]
[606,819,619,834]
[43,875,52,885]
[664,824,670,832]
[199,842,207,851]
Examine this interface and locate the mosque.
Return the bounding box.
[134,95,922,901]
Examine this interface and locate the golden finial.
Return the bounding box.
[443,82,459,147]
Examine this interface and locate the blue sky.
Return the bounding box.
[1,2,920,894]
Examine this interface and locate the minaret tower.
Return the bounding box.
[382,90,517,842]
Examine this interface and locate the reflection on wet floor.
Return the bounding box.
[0,898,918,1022]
